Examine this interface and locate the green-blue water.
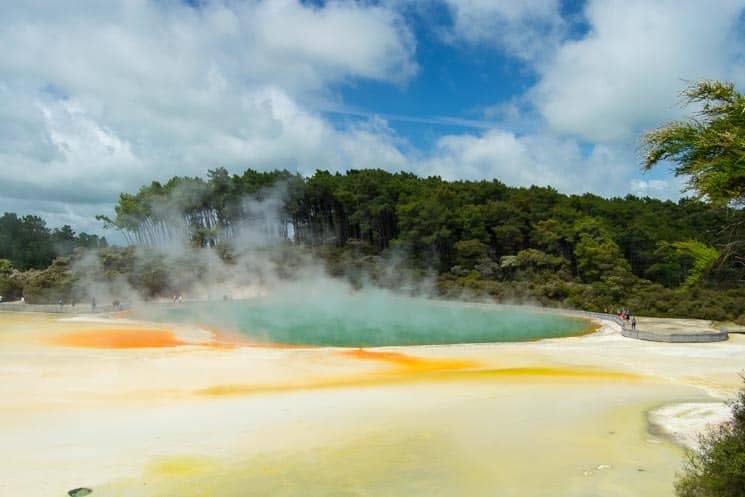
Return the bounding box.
[137,292,589,347]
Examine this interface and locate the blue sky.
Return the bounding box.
[331,0,586,149]
[1,0,745,236]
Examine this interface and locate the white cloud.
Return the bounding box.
[0,85,410,208]
[439,0,565,62]
[414,128,647,198]
[249,0,417,86]
[0,0,416,232]
[1,0,416,95]
[630,177,686,199]
[532,0,745,142]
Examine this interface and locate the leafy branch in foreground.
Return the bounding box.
[642,80,745,207]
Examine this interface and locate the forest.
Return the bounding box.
[2,167,743,322]
[0,213,106,270]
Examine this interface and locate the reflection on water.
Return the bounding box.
[95,379,703,497]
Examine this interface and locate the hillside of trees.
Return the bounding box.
[0,213,108,302]
[4,167,741,322]
[0,213,107,271]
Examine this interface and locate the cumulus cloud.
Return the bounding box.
[532,0,745,142]
[0,0,416,230]
[415,128,649,198]
[630,177,687,200]
[438,0,565,62]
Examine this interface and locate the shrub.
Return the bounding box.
[0,259,24,301]
[22,257,73,303]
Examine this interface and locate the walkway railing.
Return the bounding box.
[610,315,728,342]
[0,302,130,314]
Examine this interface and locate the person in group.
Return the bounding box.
[20,296,25,304]
[631,316,636,330]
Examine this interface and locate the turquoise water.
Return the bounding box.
[137,292,589,347]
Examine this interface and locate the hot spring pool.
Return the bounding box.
[137,292,590,347]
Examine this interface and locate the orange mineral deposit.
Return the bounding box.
[47,328,187,349]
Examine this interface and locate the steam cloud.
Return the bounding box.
[71,183,436,312]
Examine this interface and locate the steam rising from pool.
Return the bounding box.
[137,289,588,347]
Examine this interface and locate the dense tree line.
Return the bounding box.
[0,213,107,301]
[0,212,107,270]
[3,168,743,321]
[102,167,742,283]
[87,167,744,321]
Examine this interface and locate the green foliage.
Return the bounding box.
[22,258,74,304]
[675,381,745,497]
[672,240,721,288]
[0,212,106,270]
[642,80,745,207]
[455,239,490,269]
[0,259,12,274]
[574,221,631,283]
[0,258,23,300]
[86,167,743,318]
[4,165,744,318]
[0,213,55,270]
[646,243,688,288]
[128,249,170,298]
[514,249,565,270]
[103,168,744,284]
[103,168,300,247]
